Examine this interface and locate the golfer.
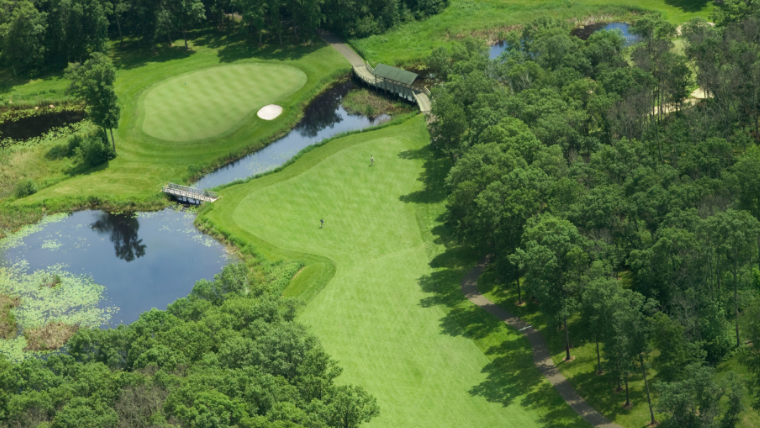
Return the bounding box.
[371,156,374,166]
[320,219,324,228]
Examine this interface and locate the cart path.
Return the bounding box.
[461,258,623,428]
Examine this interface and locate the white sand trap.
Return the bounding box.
[257,104,283,120]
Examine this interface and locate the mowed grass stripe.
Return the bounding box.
[218,117,586,427]
[142,64,306,142]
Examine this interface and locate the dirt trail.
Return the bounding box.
[461,258,623,428]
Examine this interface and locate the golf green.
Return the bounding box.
[141,64,307,142]
[204,116,586,428]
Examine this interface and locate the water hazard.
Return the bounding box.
[195,80,390,188]
[0,209,231,327]
[490,22,641,59]
[0,109,85,141]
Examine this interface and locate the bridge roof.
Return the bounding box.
[373,64,418,86]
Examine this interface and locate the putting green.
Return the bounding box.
[141,64,306,142]
[205,117,585,427]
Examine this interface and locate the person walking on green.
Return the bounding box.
[371,155,374,166]
[320,219,324,228]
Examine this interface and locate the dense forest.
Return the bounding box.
[0,260,380,427]
[428,13,760,426]
[0,0,447,77]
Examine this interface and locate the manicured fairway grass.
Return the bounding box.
[200,116,589,428]
[352,0,714,65]
[9,32,347,206]
[142,64,306,141]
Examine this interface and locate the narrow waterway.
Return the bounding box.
[196,80,389,188]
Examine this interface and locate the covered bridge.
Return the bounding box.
[353,62,431,112]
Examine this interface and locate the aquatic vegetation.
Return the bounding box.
[41,239,61,250]
[0,294,20,339]
[0,262,116,361]
[0,212,67,251]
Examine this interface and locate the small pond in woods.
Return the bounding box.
[0,109,85,141]
[489,22,641,59]
[196,79,390,188]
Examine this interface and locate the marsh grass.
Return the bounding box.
[23,322,80,351]
[0,295,20,339]
[342,88,416,118]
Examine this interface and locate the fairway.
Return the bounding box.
[141,64,306,142]
[203,116,587,428]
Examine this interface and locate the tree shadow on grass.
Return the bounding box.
[398,146,450,204]
[664,0,712,13]
[112,39,194,71]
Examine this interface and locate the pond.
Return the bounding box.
[195,79,390,188]
[571,22,642,48]
[0,209,231,329]
[0,109,85,141]
[489,22,642,59]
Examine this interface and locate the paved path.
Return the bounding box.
[461,258,623,428]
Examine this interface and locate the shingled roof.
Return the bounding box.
[372,64,418,86]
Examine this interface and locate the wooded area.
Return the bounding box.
[428,12,760,426]
[0,0,448,77]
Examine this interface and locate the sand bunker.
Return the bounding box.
[257,104,283,120]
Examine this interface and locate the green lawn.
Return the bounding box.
[8,31,348,206]
[142,64,306,142]
[352,0,715,65]
[200,116,589,428]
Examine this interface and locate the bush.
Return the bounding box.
[13,179,38,198]
[66,134,84,156]
[81,134,115,167]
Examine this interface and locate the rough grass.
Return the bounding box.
[351,0,714,65]
[0,295,20,339]
[23,322,80,351]
[4,29,348,207]
[141,63,307,141]
[342,88,415,118]
[200,116,588,428]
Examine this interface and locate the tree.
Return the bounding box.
[89,86,121,151]
[236,0,266,45]
[741,298,760,409]
[705,210,760,348]
[607,289,658,421]
[511,213,588,360]
[658,363,744,428]
[731,148,760,270]
[168,0,206,49]
[65,53,121,152]
[325,385,380,428]
[0,1,46,77]
[581,275,621,375]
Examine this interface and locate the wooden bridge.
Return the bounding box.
[162,183,219,203]
[353,62,431,113]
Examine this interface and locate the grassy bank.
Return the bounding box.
[4,30,348,209]
[198,115,588,428]
[350,0,714,65]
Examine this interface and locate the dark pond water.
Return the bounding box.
[0,110,85,141]
[571,22,642,48]
[195,80,390,189]
[490,41,510,59]
[0,209,231,326]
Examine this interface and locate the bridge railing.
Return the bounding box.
[163,183,218,198]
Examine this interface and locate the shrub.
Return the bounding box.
[81,134,115,167]
[66,134,84,156]
[13,179,38,198]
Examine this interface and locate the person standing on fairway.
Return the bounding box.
[371,156,374,166]
[320,219,324,228]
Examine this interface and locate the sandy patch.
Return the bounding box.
[257,104,283,120]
